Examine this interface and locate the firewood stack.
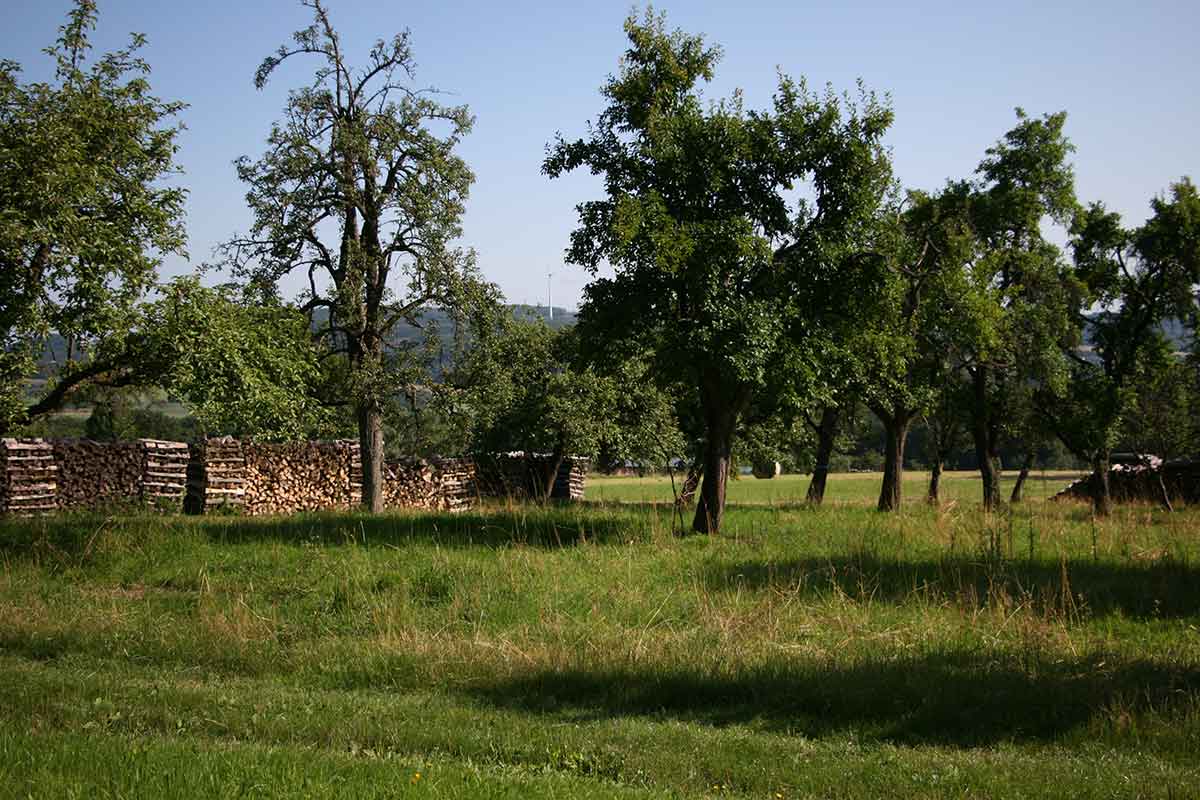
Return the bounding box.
[552,457,589,501]
[52,440,143,509]
[241,440,362,515]
[0,438,58,516]
[433,458,476,512]
[382,458,476,512]
[475,452,587,501]
[1056,456,1200,505]
[383,458,438,509]
[186,437,247,514]
[139,439,189,510]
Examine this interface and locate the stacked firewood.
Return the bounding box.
[384,458,439,509]
[434,458,476,512]
[0,438,58,516]
[52,440,143,509]
[186,437,247,514]
[476,452,588,501]
[552,457,589,501]
[241,441,361,515]
[382,458,477,512]
[1056,456,1200,505]
[139,440,189,510]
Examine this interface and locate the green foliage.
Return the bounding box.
[134,278,330,440]
[0,0,187,432]
[226,0,492,413]
[1051,178,1200,466]
[441,319,620,462]
[546,9,893,529]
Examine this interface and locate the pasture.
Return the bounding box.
[587,469,1085,506]
[1,476,1198,798]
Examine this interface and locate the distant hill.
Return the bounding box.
[33,304,578,375]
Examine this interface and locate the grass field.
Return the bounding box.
[2,479,1198,797]
[587,469,1086,506]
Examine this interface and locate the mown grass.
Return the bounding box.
[1,482,1198,798]
[587,469,1086,506]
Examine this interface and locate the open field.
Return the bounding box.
[587,470,1087,506]
[2,489,1198,797]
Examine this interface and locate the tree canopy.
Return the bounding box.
[225,0,495,509]
[546,9,893,532]
[0,0,186,433]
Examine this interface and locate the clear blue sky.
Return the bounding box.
[4,0,1197,310]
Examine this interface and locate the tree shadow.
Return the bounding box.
[703,553,1200,620]
[465,651,1200,748]
[0,507,651,556]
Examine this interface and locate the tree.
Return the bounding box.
[1047,179,1200,513]
[441,318,619,501]
[546,10,892,533]
[0,0,187,432]
[959,110,1079,509]
[135,278,331,440]
[225,0,492,511]
[857,187,979,511]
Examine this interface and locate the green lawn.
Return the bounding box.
[587,469,1086,506]
[2,489,1197,797]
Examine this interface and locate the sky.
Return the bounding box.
[4,0,1198,310]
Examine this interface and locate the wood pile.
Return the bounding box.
[477,452,587,501]
[1055,456,1200,505]
[241,440,362,515]
[383,457,477,512]
[552,457,588,501]
[139,439,188,510]
[52,440,142,509]
[0,438,57,516]
[434,458,476,512]
[186,437,247,514]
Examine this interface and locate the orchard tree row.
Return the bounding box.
[3,3,1197,529]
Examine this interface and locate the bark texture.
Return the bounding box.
[806,406,840,506]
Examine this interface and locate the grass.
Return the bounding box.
[587,469,1086,506]
[1,479,1198,797]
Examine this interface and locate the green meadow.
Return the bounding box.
[2,474,1198,798]
[587,469,1089,506]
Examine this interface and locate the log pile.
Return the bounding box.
[48,439,189,511]
[52,440,142,509]
[0,438,57,516]
[185,437,247,514]
[140,440,189,509]
[435,458,476,512]
[552,457,589,501]
[477,452,588,501]
[1055,456,1200,506]
[241,441,362,515]
[382,457,477,512]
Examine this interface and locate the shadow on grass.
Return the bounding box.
[704,553,1200,620]
[0,506,662,557]
[466,651,1200,749]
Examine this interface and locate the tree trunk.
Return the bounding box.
[676,459,702,507]
[877,413,911,512]
[358,399,385,513]
[542,445,566,503]
[971,368,1001,510]
[1091,451,1112,517]
[691,377,743,535]
[806,405,840,506]
[1010,451,1035,503]
[927,459,943,505]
